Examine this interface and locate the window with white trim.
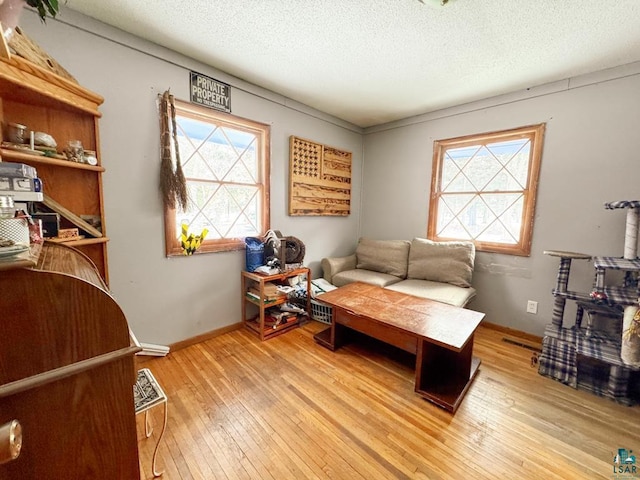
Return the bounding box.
[164,100,270,256]
[428,124,545,256]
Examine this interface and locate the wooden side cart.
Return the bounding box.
[241,267,311,340]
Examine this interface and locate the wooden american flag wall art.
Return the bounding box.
[288,136,352,216]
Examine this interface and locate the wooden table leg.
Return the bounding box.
[313,308,350,351]
[414,336,480,413]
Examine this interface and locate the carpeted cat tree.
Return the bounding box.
[538,200,640,405]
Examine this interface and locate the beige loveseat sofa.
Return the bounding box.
[321,237,476,307]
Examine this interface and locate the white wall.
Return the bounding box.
[21,10,364,345]
[363,66,640,336]
[21,10,640,340]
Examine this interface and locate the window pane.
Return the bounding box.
[465,146,502,191]
[437,194,474,238]
[483,168,523,191]
[238,143,258,181]
[225,139,258,184]
[443,163,475,192]
[485,139,531,189]
[429,124,544,256]
[473,193,523,243]
[177,116,217,181]
[442,146,477,191]
[179,143,215,181]
[226,185,260,237]
[506,142,531,186]
[165,100,269,256]
[204,130,240,180]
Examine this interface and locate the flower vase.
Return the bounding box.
[0,0,26,41]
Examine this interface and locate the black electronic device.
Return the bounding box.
[32,212,60,238]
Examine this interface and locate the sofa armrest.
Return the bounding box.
[321,254,357,283]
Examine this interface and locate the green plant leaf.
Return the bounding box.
[26,0,60,22]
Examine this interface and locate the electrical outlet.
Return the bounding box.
[526,300,538,314]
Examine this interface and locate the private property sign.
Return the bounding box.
[190,71,231,112]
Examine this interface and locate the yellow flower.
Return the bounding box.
[180,224,208,255]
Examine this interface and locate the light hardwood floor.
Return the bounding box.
[136,322,640,479]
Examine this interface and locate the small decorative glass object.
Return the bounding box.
[0,195,14,218]
[64,140,84,162]
[83,150,98,166]
[7,123,26,144]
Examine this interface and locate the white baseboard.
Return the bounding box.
[137,342,170,357]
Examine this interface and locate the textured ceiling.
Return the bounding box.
[64,0,640,128]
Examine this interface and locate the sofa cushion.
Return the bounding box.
[332,269,403,288]
[407,238,475,288]
[385,279,476,307]
[355,238,410,278]
[321,254,356,284]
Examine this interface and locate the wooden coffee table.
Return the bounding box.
[313,282,485,413]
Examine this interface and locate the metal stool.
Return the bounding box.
[134,368,168,477]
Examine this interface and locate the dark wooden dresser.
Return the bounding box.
[0,241,141,478]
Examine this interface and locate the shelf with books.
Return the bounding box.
[241,267,311,341]
[0,56,109,282]
[244,291,287,307]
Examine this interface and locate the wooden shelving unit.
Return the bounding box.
[0,55,109,282]
[241,267,311,341]
[0,149,105,171]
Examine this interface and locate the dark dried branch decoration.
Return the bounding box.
[159,90,188,211]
